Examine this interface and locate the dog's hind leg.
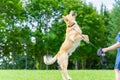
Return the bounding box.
[61,62,72,80]
[61,72,67,80]
[58,55,72,80]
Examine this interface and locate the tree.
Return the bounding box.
[106,0,120,69]
[0,0,27,69]
[25,0,108,69]
[110,0,120,35]
[0,0,112,69]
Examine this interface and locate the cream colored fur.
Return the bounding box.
[44,11,89,80]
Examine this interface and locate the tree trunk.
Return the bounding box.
[81,59,86,69]
[40,55,43,70]
[12,52,16,69]
[46,50,48,70]
[25,53,27,69]
[33,56,37,69]
[33,58,36,69]
[75,59,78,70]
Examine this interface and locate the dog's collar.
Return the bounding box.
[68,23,75,28]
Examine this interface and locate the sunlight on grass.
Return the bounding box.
[40,70,115,80]
[0,70,115,80]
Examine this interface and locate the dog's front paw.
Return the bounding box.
[82,35,89,43]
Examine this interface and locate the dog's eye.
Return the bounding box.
[72,13,75,16]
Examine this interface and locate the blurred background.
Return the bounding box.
[0,0,120,70]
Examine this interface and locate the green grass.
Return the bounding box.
[0,70,115,80]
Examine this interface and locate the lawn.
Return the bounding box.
[0,70,115,80]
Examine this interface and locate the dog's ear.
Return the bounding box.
[70,10,74,14]
[62,16,65,19]
[70,10,77,17]
[62,16,68,22]
[75,13,77,17]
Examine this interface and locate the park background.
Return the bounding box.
[0,0,120,71]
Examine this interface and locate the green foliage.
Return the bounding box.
[110,0,120,37]
[24,0,109,69]
[105,0,120,69]
[0,0,118,69]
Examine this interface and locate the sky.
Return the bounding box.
[85,0,115,11]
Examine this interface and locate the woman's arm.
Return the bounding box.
[102,42,120,53]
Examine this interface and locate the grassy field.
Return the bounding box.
[0,70,115,80]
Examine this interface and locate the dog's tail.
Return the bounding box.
[43,55,57,65]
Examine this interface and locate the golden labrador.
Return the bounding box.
[44,11,89,80]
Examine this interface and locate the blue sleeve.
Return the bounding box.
[116,32,120,42]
